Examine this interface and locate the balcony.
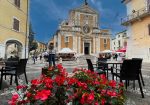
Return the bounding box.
[121,6,150,26]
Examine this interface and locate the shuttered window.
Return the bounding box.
[148,24,150,35]
[13,18,19,31]
[14,0,20,8]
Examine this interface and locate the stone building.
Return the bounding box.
[121,0,150,62]
[0,0,29,59]
[111,30,127,51]
[50,1,111,56]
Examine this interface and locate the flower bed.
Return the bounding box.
[8,64,126,105]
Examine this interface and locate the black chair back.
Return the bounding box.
[97,58,107,69]
[132,58,143,70]
[120,59,141,80]
[86,59,94,72]
[16,59,28,75]
[98,58,107,62]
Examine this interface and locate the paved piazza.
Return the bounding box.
[0,57,150,105]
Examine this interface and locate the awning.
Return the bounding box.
[57,48,76,54]
[116,48,126,52]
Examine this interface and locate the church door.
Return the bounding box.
[84,43,90,55]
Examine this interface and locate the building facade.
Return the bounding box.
[121,0,150,62]
[36,41,47,53]
[51,2,111,56]
[111,30,127,51]
[0,0,29,59]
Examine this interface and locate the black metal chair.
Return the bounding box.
[86,59,106,75]
[132,58,144,86]
[111,59,144,98]
[0,59,28,89]
[97,58,111,78]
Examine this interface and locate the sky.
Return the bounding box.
[30,0,127,43]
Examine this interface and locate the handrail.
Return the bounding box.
[121,6,150,25]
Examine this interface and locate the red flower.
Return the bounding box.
[107,90,117,97]
[101,98,106,105]
[43,77,53,88]
[87,92,95,103]
[57,64,63,70]
[93,80,100,85]
[119,82,124,87]
[31,79,41,86]
[11,94,19,101]
[100,74,106,80]
[16,85,26,90]
[94,101,99,105]
[109,80,116,88]
[55,75,65,86]
[77,82,87,90]
[101,89,106,96]
[35,90,51,101]
[26,92,32,98]
[67,78,78,85]
[8,94,19,105]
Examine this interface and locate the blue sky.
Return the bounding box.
[30,0,127,43]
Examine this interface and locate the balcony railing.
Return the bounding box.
[121,6,150,26]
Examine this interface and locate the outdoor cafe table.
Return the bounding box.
[96,60,123,79]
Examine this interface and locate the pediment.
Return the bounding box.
[73,4,98,14]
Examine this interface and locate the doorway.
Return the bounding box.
[84,43,90,55]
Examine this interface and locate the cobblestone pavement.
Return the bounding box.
[0,58,150,105]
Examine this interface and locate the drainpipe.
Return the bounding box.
[25,0,29,58]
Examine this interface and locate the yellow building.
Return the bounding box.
[36,41,47,53]
[50,1,111,55]
[121,0,150,62]
[0,0,29,59]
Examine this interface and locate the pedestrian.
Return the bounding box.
[40,54,42,61]
[48,44,56,67]
[32,55,35,64]
[35,55,38,61]
[115,54,118,61]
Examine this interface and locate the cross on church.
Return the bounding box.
[84,0,88,5]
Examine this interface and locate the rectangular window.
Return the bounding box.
[14,0,20,8]
[118,40,121,47]
[114,42,115,45]
[104,39,107,44]
[13,18,19,31]
[148,24,150,35]
[104,44,107,49]
[65,36,69,42]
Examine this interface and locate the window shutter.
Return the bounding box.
[148,24,150,35]
[13,18,19,31]
[14,0,20,8]
[17,0,20,8]
[14,0,17,6]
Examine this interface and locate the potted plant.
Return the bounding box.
[8,64,126,105]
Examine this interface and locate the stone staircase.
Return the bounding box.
[62,55,97,68]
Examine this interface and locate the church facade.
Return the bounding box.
[52,2,111,55]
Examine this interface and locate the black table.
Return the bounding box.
[96,60,123,79]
